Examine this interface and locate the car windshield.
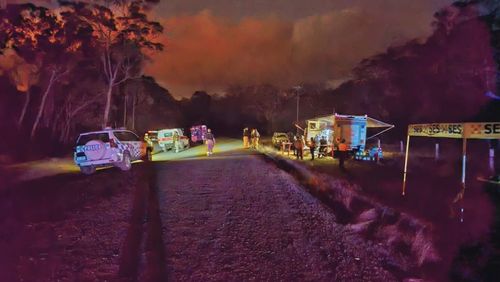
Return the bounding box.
[76,133,110,145]
[276,134,287,138]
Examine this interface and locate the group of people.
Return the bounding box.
[242,128,260,149]
[292,134,348,169]
[239,127,349,169]
[290,134,328,161]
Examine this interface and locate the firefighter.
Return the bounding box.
[251,129,260,149]
[309,137,316,161]
[243,127,249,149]
[254,129,260,149]
[295,134,304,160]
[338,138,348,170]
[173,131,181,153]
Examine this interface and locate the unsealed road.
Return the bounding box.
[154,149,398,281]
[0,143,403,281]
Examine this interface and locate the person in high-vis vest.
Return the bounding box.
[173,131,181,153]
[251,129,260,149]
[309,137,316,161]
[243,128,249,148]
[295,134,304,160]
[338,139,348,170]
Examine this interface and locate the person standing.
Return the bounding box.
[173,131,180,153]
[338,138,348,170]
[243,128,249,148]
[319,137,327,158]
[295,134,304,160]
[250,129,255,149]
[253,129,260,149]
[205,129,215,156]
[309,137,316,161]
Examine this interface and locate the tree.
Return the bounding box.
[0,3,90,138]
[60,0,163,128]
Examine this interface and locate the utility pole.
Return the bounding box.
[293,85,302,134]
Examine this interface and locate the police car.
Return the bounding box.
[74,128,152,175]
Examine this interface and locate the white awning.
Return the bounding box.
[367,117,394,128]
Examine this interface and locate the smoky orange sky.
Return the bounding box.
[3,0,454,97]
[146,0,453,97]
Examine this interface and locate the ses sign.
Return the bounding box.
[464,122,500,139]
[408,122,500,139]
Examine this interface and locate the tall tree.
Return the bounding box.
[0,3,88,138]
[60,0,163,128]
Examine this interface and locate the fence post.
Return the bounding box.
[489,148,495,173]
[435,143,440,161]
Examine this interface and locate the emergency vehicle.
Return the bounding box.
[272,132,290,148]
[190,125,207,143]
[305,114,394,159]
[157,128,190,151]
[74,128,151,175]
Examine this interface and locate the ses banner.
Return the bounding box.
[408,122,500,139]
[408,123,463,138]
[464,122,500,139]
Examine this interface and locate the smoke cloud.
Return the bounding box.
[146,1,453,97]
[0,50,38,92]
[3,1,453,97]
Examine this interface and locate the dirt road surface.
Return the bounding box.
[154,149,399,281]
[0,140,410,281]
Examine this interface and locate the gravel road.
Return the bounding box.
[156,150,400,281]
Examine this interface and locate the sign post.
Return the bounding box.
[461,138,467,186]
[435,143,440,161]
[402,134,411,196]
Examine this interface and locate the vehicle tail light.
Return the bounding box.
[110,138,118,148]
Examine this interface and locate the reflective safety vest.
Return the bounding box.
[339,143,348,151]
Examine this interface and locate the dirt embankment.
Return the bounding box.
[0,163,164,281]
[260,146,498,281]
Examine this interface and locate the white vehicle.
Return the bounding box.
[157,128,190,151]
[305,114,394,151]
[74,128,151,175]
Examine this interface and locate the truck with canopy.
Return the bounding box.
[305,114,394,159]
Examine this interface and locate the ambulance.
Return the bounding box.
[157,128,190,151]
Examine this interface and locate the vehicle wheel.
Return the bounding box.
[120,152,132,171]
[80,165,96,175]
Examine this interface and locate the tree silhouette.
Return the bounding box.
[59,0,163,128]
